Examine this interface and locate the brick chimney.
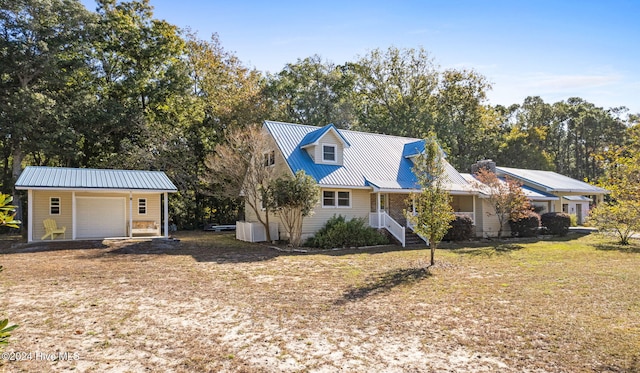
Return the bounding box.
[471,159,496,175]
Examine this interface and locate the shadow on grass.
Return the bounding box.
[335,267,431,305]
[452,243,525,257]
[594,242,640,254]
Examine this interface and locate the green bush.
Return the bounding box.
[509,210,541,237]
[443,215,474,241]
[305,215,388,249]
[0,266,18,352]
[541,212,571,236]
[569,214,578,227]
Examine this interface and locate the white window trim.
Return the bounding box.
[50,197,61,215]
[321,143,337,163]
[138,198,147,215]
[322,189,351,208]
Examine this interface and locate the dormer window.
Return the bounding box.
[322,144,336,163]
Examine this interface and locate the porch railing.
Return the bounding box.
[369,212,405,247]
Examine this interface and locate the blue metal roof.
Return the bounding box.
[496,167,608,194]
[15,166,177,192]
[264,121,476,194]
[299,123,351,148]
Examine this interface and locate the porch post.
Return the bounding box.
[164,192,169,238]
[72,191,76,240]
[129,191,133,238]
[472,194,476,225]
[377,192,381,228]
[27,189,33,242]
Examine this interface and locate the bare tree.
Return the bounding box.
[205,124,276,241]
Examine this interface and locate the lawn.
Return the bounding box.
[0,232,639,372]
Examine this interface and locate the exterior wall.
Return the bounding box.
[31,190,73,241]
[30,190,163,241]
[308,130,345,166]
[476,198,511,238]
[451,195,474,213]
[247,188,370,241]
[563,200,589,224]
[388,194,409,225]
[302,188,369,239]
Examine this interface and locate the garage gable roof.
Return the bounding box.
[15,166,177,192]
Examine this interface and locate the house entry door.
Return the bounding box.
[379,194,388,213]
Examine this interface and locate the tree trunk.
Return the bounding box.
[12,148,24,233]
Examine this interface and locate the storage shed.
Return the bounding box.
[15,166,177,242]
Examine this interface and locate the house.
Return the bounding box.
[494,165,609,224]
[15,166,177,242]
[242,121,483,246]
[461,171,560,237]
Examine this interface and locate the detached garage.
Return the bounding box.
[15,166,177,242]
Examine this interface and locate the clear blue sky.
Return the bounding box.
[82,0,640,114]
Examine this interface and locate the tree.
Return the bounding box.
[266,170,319,248]
[349,46,439,138]
[406,133,455,266]
[473,167,531,238]
[434,68,499,171]
[589,126,640,244]
[0,0,94,219]
[263,55,355,128]
[205,124,277,241]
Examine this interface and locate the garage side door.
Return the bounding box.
[76,197,126,238]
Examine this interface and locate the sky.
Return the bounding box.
[82,0,640,114]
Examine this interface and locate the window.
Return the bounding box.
[263,150,275,167]
[322,144,336,162]
[322,190,351,208]
[138,198,147,214]
[50,197,60,215]
[337,191,350,207]
[323,191,335,207]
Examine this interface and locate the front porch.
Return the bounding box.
[367,192,475,246]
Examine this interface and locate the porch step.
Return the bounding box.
[405,229,427,246]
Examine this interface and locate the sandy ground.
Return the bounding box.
[0,233,638,372]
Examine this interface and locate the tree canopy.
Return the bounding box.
[1,0,636,230]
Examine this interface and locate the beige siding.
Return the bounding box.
[32,190,73,240]
[31,190,164,241]
[309,130,345,166]
[477,198,511,238]
[301,188,370,239]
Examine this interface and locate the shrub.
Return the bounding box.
[0,266,18,352]
[443,215,474,241]
[306,215,388,249]
[509,210,541,237]
[569,214,578,227]
[541,212,571,236]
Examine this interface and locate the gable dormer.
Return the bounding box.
[299,124,350,166]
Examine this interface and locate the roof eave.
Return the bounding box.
[15,186,177,193]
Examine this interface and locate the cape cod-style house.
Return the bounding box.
[238,121,609,245]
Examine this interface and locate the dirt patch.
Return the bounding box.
[1,231,638,372]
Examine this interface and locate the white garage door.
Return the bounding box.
[76,197,126,238]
